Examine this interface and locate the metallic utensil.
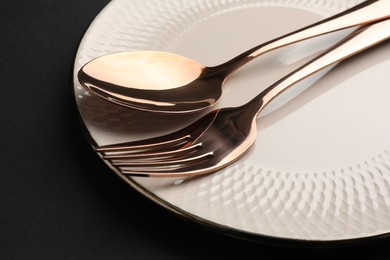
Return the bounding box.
[78,0,390,114]
[95,19,390,178]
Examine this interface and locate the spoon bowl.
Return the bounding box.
[78,0,390,113]
[78,51,223,113]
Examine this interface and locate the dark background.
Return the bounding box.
[2,0,390,259]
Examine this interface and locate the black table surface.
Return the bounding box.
[2,0,390,259]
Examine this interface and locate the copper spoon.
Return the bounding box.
[96,19,390,177]
[78,0,390,114]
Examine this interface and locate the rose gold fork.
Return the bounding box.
[96,19,390,178]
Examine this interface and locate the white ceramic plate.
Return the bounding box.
[73,0,390,245]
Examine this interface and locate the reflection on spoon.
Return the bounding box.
[78,0,390,113]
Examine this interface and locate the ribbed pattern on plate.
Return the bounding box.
[166,149,390,239]
[71,0,390,242]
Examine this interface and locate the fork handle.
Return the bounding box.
[242,18,390,117]
[215,0,390,76]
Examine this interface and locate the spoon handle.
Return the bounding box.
[241,18,390,118]
[216,0,390,76]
